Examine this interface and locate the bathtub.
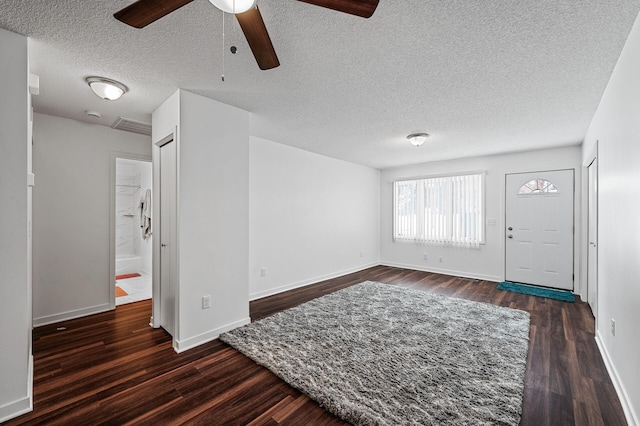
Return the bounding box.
[116,256,141,276]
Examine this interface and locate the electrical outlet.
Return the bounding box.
[423,253,428,260]
[439,256,443,263]
[260,267,267,277]
[611,318,615,336]
[202,295,211,309]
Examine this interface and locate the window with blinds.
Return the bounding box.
[393,173,485,247]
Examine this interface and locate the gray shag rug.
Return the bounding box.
[220,281,530,425]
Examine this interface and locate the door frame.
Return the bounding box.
[109,151,152,310]
[586,145,598,320]
[152,129,179,338]
[503,168,575,290]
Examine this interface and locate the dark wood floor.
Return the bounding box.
[7,266,626,425]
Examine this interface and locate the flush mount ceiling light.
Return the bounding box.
[407,133,430,147]
[86,77,128,101]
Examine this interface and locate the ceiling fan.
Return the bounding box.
[114,0,379,70]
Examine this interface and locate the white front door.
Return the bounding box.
[159,139,177,337]
[505,170,574,290]
[587,158,598,316]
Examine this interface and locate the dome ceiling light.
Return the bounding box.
[86,76,128,101]
[407,133,430,147]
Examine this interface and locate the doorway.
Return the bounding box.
[505,169,574,290]
[157,137,177,337]
[113,157,152,306]
[587,157,598,317]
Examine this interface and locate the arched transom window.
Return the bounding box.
[518,179,558,194]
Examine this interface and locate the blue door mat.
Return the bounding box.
[497,281,575,302]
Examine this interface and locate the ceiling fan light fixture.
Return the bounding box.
[209,0,256,14]
[86,77,128,101]
[407,133,430,147]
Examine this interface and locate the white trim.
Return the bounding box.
[392,169,487,183]
[173,317,251,353]
[595,331,639,426]
[0,355,33,422]
[33,303,111,327]
[380,261,502,283]
[583,139,599,167]
[250,263,379,301]
[584,152,598,317]
[152,127,178,335]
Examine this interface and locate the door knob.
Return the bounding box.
[161,243,167,247]
[508,226,513,231]
[507,234,513,239]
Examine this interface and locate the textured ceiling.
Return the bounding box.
[1,1,639,169]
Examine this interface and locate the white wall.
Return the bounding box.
[380,146,583,287]
[249,137,380,300]
[152,90,250,352]
[32,114,151,325]
[0,28,31,422]
[582,10,640,425]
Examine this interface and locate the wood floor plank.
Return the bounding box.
[6,266,627,425]
[521,386,549,425]
[549,390,577,425]
[270,394,311,423]
[595,381,629,426]
[573,399,605,426]
[245,395,297,426]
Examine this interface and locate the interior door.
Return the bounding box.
[587,158,598,316]
[159,139,177,337]
[505,170,574,290]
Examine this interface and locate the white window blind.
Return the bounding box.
[394,173,485,247]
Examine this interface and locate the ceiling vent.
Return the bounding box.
[112,117,152,136]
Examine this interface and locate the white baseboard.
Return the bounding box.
[173,317,251,353]
[33,303,112,327]
[595,331,638,426]
[249,263,379,301]
[380,261,502,283]
[0,355,33,423]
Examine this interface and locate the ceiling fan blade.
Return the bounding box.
[114,0,194,29]
[235,7,280,70]
[295,0,379,18]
